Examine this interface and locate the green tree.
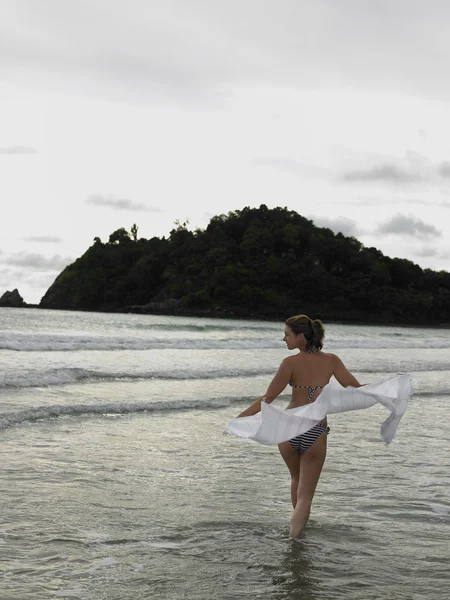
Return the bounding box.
[108,228,131,245]
[38,206,450,324]
[130,223,138,242]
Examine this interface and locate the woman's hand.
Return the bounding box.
[236,396,268,418]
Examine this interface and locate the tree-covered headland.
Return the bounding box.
[40,205,450,324]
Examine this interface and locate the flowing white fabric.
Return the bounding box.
[226,374,413,445]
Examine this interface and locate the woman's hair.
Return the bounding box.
[285,314,325,350]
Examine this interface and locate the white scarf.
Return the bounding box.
[226,373,413,445]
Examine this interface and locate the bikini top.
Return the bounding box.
[288,382,324,403]
[289,347,324,403]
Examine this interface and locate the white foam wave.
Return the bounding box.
[0,332,281,352]
[1,368,96,388]
[3,331,450,352]
[133,323,273,332]
[0,397,234,429]
[1,362,449,390]
[0,366,273,389]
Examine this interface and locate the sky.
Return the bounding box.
[2,0,450,304]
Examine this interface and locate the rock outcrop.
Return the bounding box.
[0,289,26,307]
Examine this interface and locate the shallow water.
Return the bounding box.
[1,308,449,599]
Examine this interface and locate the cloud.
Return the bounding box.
[414,246,438,258]
[4,1,450,106]
[0,2,238,108]
[0,265,48,282]
[86,193,161,212]
[339,150,450,187]
[334,195,450,208]
[1,252,73,271]
[438,162,450,177]
[310,216,362,237]
[376,214,441,239]
[22,235,62,243]
[342,164,426,183]
[341,151,434,184]
[0,145,38,155]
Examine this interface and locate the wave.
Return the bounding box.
[413,390,450,398]
[358,365,450,374]
[0,397,239,430]
[0,333,282,352]
[0,366,275,389]
[1,389,449,430]
[3,332,450,352]
[129,323,276,332]
[2,362,450,390]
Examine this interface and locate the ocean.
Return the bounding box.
[0,307,449,600]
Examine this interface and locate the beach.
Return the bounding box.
[1,307,449,599]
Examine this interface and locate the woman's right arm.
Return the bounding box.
[236,357,292,418]
[331,354,362,388]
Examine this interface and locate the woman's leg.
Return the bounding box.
[278,441,301,508]
[290,431,327,539]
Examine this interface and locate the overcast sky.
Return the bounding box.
[2,0,450,304]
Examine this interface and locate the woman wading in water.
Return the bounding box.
[236,314,362,539]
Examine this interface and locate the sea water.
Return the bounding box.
[0,307,449,600]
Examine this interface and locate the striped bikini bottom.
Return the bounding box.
[289,423,330,455]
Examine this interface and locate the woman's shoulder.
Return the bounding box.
[317,351,340,365]
[281,355,296,367]
[321,351,337,359]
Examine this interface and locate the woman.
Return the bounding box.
[235,314,362,539]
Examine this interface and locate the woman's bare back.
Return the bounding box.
[286,351,343,409]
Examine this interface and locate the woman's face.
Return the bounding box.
[283,325,299,350]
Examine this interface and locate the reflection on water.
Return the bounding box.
[273,538,320,600]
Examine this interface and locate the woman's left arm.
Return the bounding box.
[236,358,292,418]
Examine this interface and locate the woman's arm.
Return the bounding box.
[236,358,292,418]
[331,354,362,388]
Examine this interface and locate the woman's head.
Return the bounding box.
[284,314,325,351]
